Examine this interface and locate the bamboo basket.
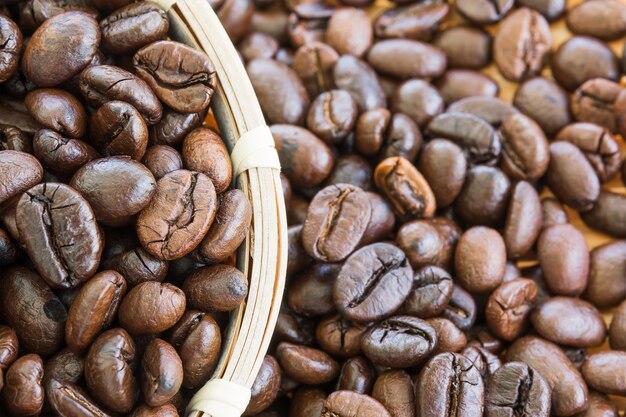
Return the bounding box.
[149,1,288,415]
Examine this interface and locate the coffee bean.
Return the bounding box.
[0,149,43,205]
[315,314,367,358]
[541,197,569,228]
[367,39,446,79]
[0,125,31,153]
[567,0,626,40]
[485,362,551,417]
[134,41,216,115]
[610,299,626,351]
[499,113,550,182]
[571,78,621,133]
[306,89,357,145]
[33,129,99,176]
[47,378,110,417]
[447,96,518,127]
[442,285,477,331]
[2,354,44,416]
[513,77,572,137]
[287,4,334,48]
[582,351,626,396]
[0,325,18,369]
[16,183,103,288]
[392,79,444,128]
[372,370,415,417]
[507,336,588,416]
[435,70,498,104]
[396,220,445,270]
[130,404,179,417]
[454,166,511,227]
[517,0,565,20]
[575,391,619,417]
[466,326,504,355]
[428,317,467,354]
[291,42,338,97]
[287,262,339,317]
[552,36,620,91]
[580,190,626,238]
[462,345,501,383]
[586,241,626,308]
[141,145,182,180]
[85,328,138,413]
[334,55,386,112]
[432,26,491,69]
[216,0,254,42]
[324,154,374,191]
[0,14,21,83]
[503,181,542,258]
[89,100,149,160]
[248,58,310,125]
[400,266,453,318]
[334,242,412,322]
[322,391,391,417]
[374,2,449,41]
[486,278,537,341]
[239,31,279,62]
[455,226,505,293]
[456,0,513,24]
[290,387,326,417]
[417,139,466,208]
[183,264,247,312]
[277,342,339,384]
[181,128,231,193]
[149,109,203,147]
[336,356,374,394]
[326,8,372,58]
[25,88,86,138]
[23,12,100,87]
[416,352,485,417]
[101,2,169,55]
[141,338,183,407]
[43,348,84,386]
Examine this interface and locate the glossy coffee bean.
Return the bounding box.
[183,264,247,312]
[85,328,138,413]
[507,336,588,416]
[541,197,569,228]
[485,362,551,417]
[571,78,621,133]
[503,181,542,258]
[0,325,18,369]
[442,285,477,332]
[567,0,626,40]
[0,14,21,82]
[47,378,109,417]
[149,109,203,147]
[610,299,626,351]
[428,317,467,354]
[455,226,505,293]
[517,0,565,20]
[324,154,374,191]
[33,129,99,176]
[142,145,183,180]
[16,182,103,288]
[130,404,180,417]
[334,242,412,323]
[401,266,453,318]
[291,41,338,98]
[580,190,626,238]
[141,338,183,407]
[0,149,43,205]
[435,70,498,104]
[336,356,374,394]
[462,345,501,382]
[101,2,169,54]
[416,139,466,208]
[367,39,446,80]
[182,128,231,194]
[333,54,386,112]
[43,348,84,386]
[447,96,518,127]
[25,88,86,138]
[574,391,619,417]
[104,247,168,287]
[276,342,338,385]
[486,278,537,342]
[499,113,549,182]
[372,370,415,417]
[315,314,367,358]
[0,125,31,153]
[326,8,372,58]
[374,2,449,41]
[290,387,326,417]
[245,355,281,416]
[2,354,44,416]
[396,220,445,270]
[287,262,338,317]
[89,100,149,160]
[455,0,512,24]
[306,90,357,145]
[432,26,491,69]
[391,79,443,129]
[582,351,626,396]
[513,77,571,137]
[586,241,626,308]
[275,307,315,346]
[322,391,391,417]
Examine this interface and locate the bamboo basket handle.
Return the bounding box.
[149,1,288,416]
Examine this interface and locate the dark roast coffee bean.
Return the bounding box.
[334,54,386,112]
[546,141,600,211]
[0,125,31,153]
[47,378,110,417]
[503,181,542,258]
[442,285,477,332]
[276,342,339,385]
[359,192,395,246]
[447,96,518,127]
[582,351,626,396]
[130,404,179,417]
[271,124,334,188]
[0,149,43,205]
[551,36,620,91]
[432,26,490,70]
[142,145,183,180]
[324,154,374,191]
[567,0,626,40]
[416,352,485,417]
[0,267,65,356]
[287,4,334,48]
[85,328,138,413]
[417,139,466,208]
[135,41,216,115]
[513,77,572,137]
[287,262,339,317]
[455,0,512,24]
[104,246,168,286]
[336,356,374,394]
[101,2,169,55]
[396,220,445,269]
[531,297,606,348]
[428,317,467,354]
[149,109,203,147]
[136,170,217,260]
[326,8,372,58]
[16,183,102,288]
[286,225,312,275]
[498,113,550,182]
[302,184,371,263]
[486,278,537,342]
[541,197,569,228]
[315,314,367,358]
[454,166,511,227]
[401,266,453,318]
[493,8,552,81]
[80,65,163,125]
[291,42,338,98]
[18,0,98,32]
[580,190,626,238]
[391,79,444,128]
[0,14,21,83]
[0,325,18,369]
[239,31,279,62]
[455,226,505,293]
[169,310,221,389]
[307,90,357,145]
[374,2,449,41]
[119,281,185,335]
[367,39,446,79]
[43,348,84,386]
[141,338,183,407]
[517,0,565,20]
[361,315,436,368]
[244,358,280,416]
[574,391,619,417]
[2,354,44,416]
[485,362,551,417]
[372,370,415,417]
[183,264,247,312]
[216,0,254,42]
[507,336,588,416]
[290,387,326,417]
[248,58,310,125]
[23,12,100,87]
[571,78,621,132]
[586,241,626,308]
[33,129,98,176]
[322,391,391,417]
[25,88,86,138]
[89,100,149,160]
[334,242,412,323]
[182,128,231,194]
[435,70,498,104]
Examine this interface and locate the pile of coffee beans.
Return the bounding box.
[226,0,626,416]
[0,2,254,416]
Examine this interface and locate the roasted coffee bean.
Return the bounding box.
[271,124,334,188]
[442,285,477,332]
[135,41,216,115]
[326,8,372,58]
[33,129,99,176]
[396,220,445,270]
[302,184,371,262]
[454,166,511,227]
[276,342,339,385]
[80,65,162,125]
[43,348,84,386]
[580,190,626,238]
[372,370,415,417]
[499,113,550,182]
[461,345,501,382]
[25,88,86,138]
[136,170,217,260]
[416,352,485,416]
[610,299,626,351]
[287,262,339,317]
[286,225,312,275]
[316,314,367,358]
[65,270,126,352]
[18,0,98,32]
[374,1,449,41]
[541,197,569,228]
[582,351,626,396]
[183,264,247,312]
[306,90,357,145]
[547,141,600,211]
[0,14,21,83]
[104,247,168,287]
[586,241,626,308]
[47,378,110,417]
[290,387,326,417]
[2,354,44,416]
[16,183,103,288]
[0,325,18,369]
[513,77,572,137]
[447,96,518,127]
[336,356,374,394]
[507,336,588,416]
[417,139,466,208]
[517,0,565,20]
[486,278,537,342]
[118,281,185,335]
[493,8,552,81]
[359,192,395,245]
[181,128,232,193]
[23,12,100,87]
[455,0,512,24]
[466,326,504,355]
[334,54,386,112]
[89,100,149,160]
[552,36,620,91]
[432,26,490,69]
[216,0,253,42]
[0,96,44,135]
[275,307,315,346]
[428,317,466,354]
[291,42,338,97]
[322,391,391,417]
[101,2,169,55]
[245,355,281,416]
[130,404,180,417]
[0,149,42,205]
[142,145,183,180]
[379,113,422,161]
[367,39,446,80]
[391,79,444,128]
[239,31,279,62]
[248,58,309,125]
[435,70,498,104]
[538,224,589,297]
[571,78,621,132]
[401,266,453,318]
[287,4,333,47]
[85,328,138,413]
[574,391,619,417]
[324,154,374,191]
[567,0,626,40]
[0,125,31,153]
[455,226,505,293]
[141,338,183,407]
[485,362,551,417]
[503,181,542,258]
[149,109,203,147]
[169,310,221,389]
[334,242,412,323]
